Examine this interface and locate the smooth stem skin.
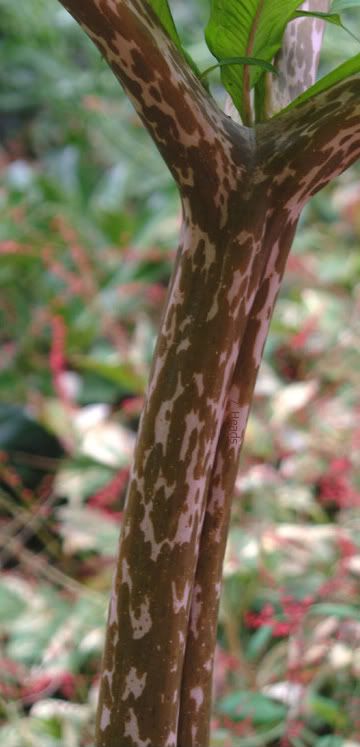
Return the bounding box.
[55,2,360,746]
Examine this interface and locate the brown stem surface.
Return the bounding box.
[54,2,360,746]
[177,216,299,747]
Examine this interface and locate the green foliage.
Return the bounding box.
[199,56,277,81]
[309,603,360,621]
[205,0,303,122]
[294,9,360,44]
[0,582,27,622]
[146,0,202,76]
[147,0,280,90]
[205,0,360,121]
[146,0,183,49]
[217,691,287,725]
[316,738,343,747]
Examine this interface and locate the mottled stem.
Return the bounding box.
[55,2,360,746]
[179,8,341,740]
[178,74,360,747]
[265,0,330,116]
[177,216,299,747]
[95,195,279,746]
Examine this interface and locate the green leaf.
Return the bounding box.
[247,624,273,659]
[205,0,303,123]
[0,583,27,623]
[217,690,287,725]
[294,10,360,43]
[147,0,182,50]
[147,0,202,79]
[316,738,343,747]
[295,10,343,25]
[72,354,146,393]
[309,602,360,621]
[200,56,277,80]
[280,52,360,114]
[307,694,347,729]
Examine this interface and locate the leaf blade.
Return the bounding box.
[147,0,182,51]
[200,55,277,81]
[147,0,201,78]
[205,0,304,121]
[294,9,360,43]
[294,10,343,26]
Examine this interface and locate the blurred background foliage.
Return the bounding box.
[0,1,359,745]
